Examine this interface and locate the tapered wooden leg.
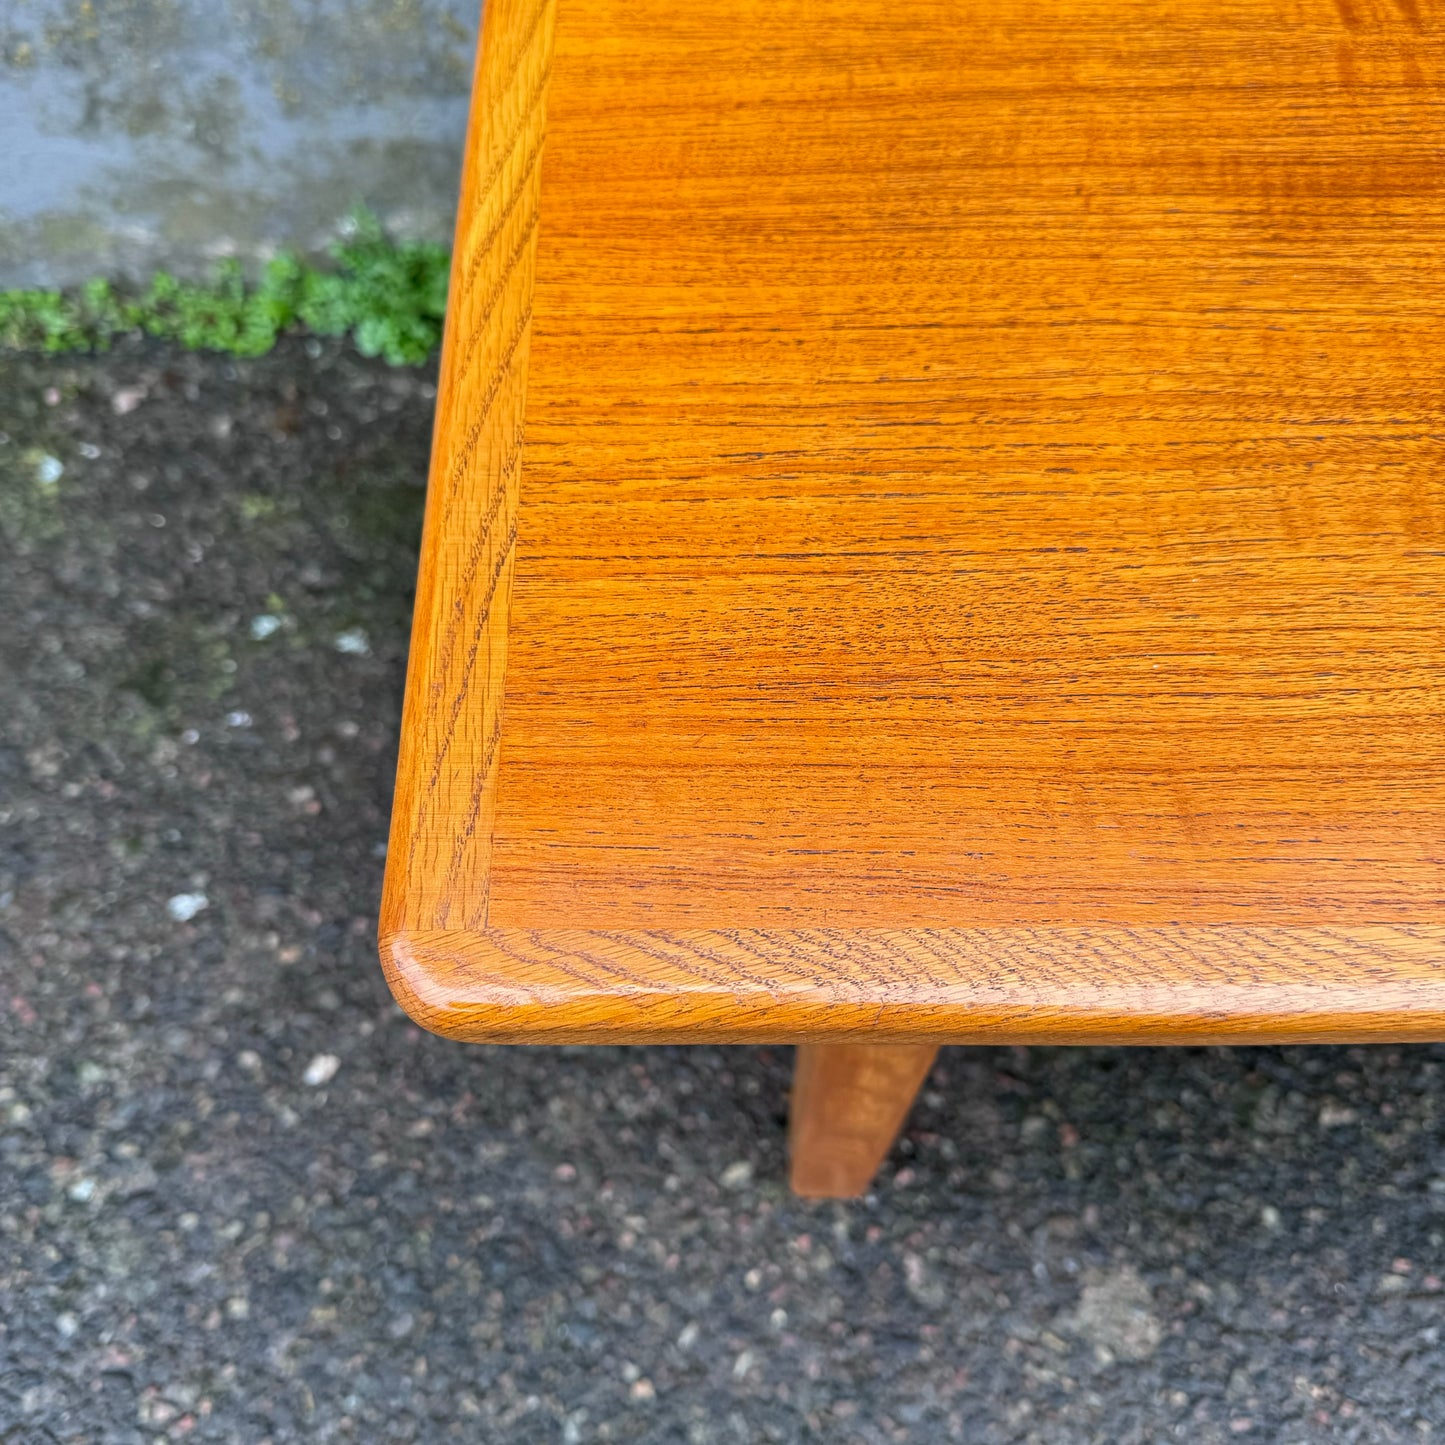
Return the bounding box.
[788,1042,940,1198]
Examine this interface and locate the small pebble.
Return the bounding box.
[334,627,370,656]
[303,1054,341,1087]
[111,386,148,415]
[249,615,282,641]
[166,892,208,922]
[720,1160,753,1190]
[226,711,252,728]
[34,453,64,487]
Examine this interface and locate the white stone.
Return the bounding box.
[111,386,148,416]
[334,627,371,656]
[303,1053,341,1087]
[720,1160,753,1190]
[166,892,208,922]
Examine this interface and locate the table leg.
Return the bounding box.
[788,1042,940,1198]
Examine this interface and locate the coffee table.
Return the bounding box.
[381,0,1445,1196]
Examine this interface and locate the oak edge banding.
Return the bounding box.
[380,925,1445,1046]
[379,0,556,946]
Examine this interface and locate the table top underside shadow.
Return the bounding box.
[380,0,1445,1044]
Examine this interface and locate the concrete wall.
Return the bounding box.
[0,0,479,286]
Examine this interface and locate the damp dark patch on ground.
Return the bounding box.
[2,341,1444,1444]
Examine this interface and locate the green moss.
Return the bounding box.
[0,213,449,366]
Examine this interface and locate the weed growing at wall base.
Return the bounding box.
[0,215,450,366]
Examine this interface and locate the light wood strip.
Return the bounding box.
[382,0,555,934]
[384,925,1445,1044]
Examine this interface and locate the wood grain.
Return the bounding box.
[381,0,554,937]
[381,0,1445,1044]
[385,924,1445,1043]
[790,1044,940,1198]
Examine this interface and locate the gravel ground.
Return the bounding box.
[2,340,1444,1445]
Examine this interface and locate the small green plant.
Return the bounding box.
[0,214,450,366]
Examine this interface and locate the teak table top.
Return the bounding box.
[381,0,1445,1045]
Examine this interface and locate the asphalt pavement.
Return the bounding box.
[2,340,1443,1444]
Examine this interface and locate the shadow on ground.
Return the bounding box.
[2,343,1443,1444]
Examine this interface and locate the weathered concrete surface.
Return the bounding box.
[2,341,1445,1443]
[0,0,477,286]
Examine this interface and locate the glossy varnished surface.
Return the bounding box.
[382,0,1445,1042]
